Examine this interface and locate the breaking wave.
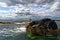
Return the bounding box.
[0,24,26,40]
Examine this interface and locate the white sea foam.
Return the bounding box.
[0,24,26,37]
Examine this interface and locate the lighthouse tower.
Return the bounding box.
[29,17,32,22]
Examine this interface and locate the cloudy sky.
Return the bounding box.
[0,0,60,20]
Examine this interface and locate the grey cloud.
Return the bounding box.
[21,0,55,4]
[0,0,55,5]
[0,0,11,5]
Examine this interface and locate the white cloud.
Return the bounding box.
[0,4,17,19]
[0,0,59,20]
[26,2,59,17]
[0,2,7,7]
[0,14,17,18]
[50,2,59,12]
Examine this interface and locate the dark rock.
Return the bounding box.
[48,20,58,30]
[26,18,58,35]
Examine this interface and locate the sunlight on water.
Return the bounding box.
[0,24,26,40]
[0,27,26,36]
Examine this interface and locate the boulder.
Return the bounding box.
[26,18,58,35]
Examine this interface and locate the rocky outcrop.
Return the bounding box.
[26,18,58,36]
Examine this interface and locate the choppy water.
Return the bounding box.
[0,21,60,40]
[0,24,26,40]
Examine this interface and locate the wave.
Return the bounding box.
[0,24,26,37]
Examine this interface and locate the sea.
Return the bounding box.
[0,24,26,40]
[0,21,60,40]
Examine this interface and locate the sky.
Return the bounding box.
[0,0,60,20]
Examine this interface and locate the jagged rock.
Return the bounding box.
[26,18,58,36]
[48,20,58,30]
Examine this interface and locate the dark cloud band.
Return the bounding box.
[0,0,55,6]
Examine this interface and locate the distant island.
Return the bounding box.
[0,19,60,24]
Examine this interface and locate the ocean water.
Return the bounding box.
[26,34,60,40]
[0,24,26,40]
[56,21,60,28]
[0,21,60,40]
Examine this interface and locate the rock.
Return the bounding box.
[26,18,58,36]
[48,20,58,30]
